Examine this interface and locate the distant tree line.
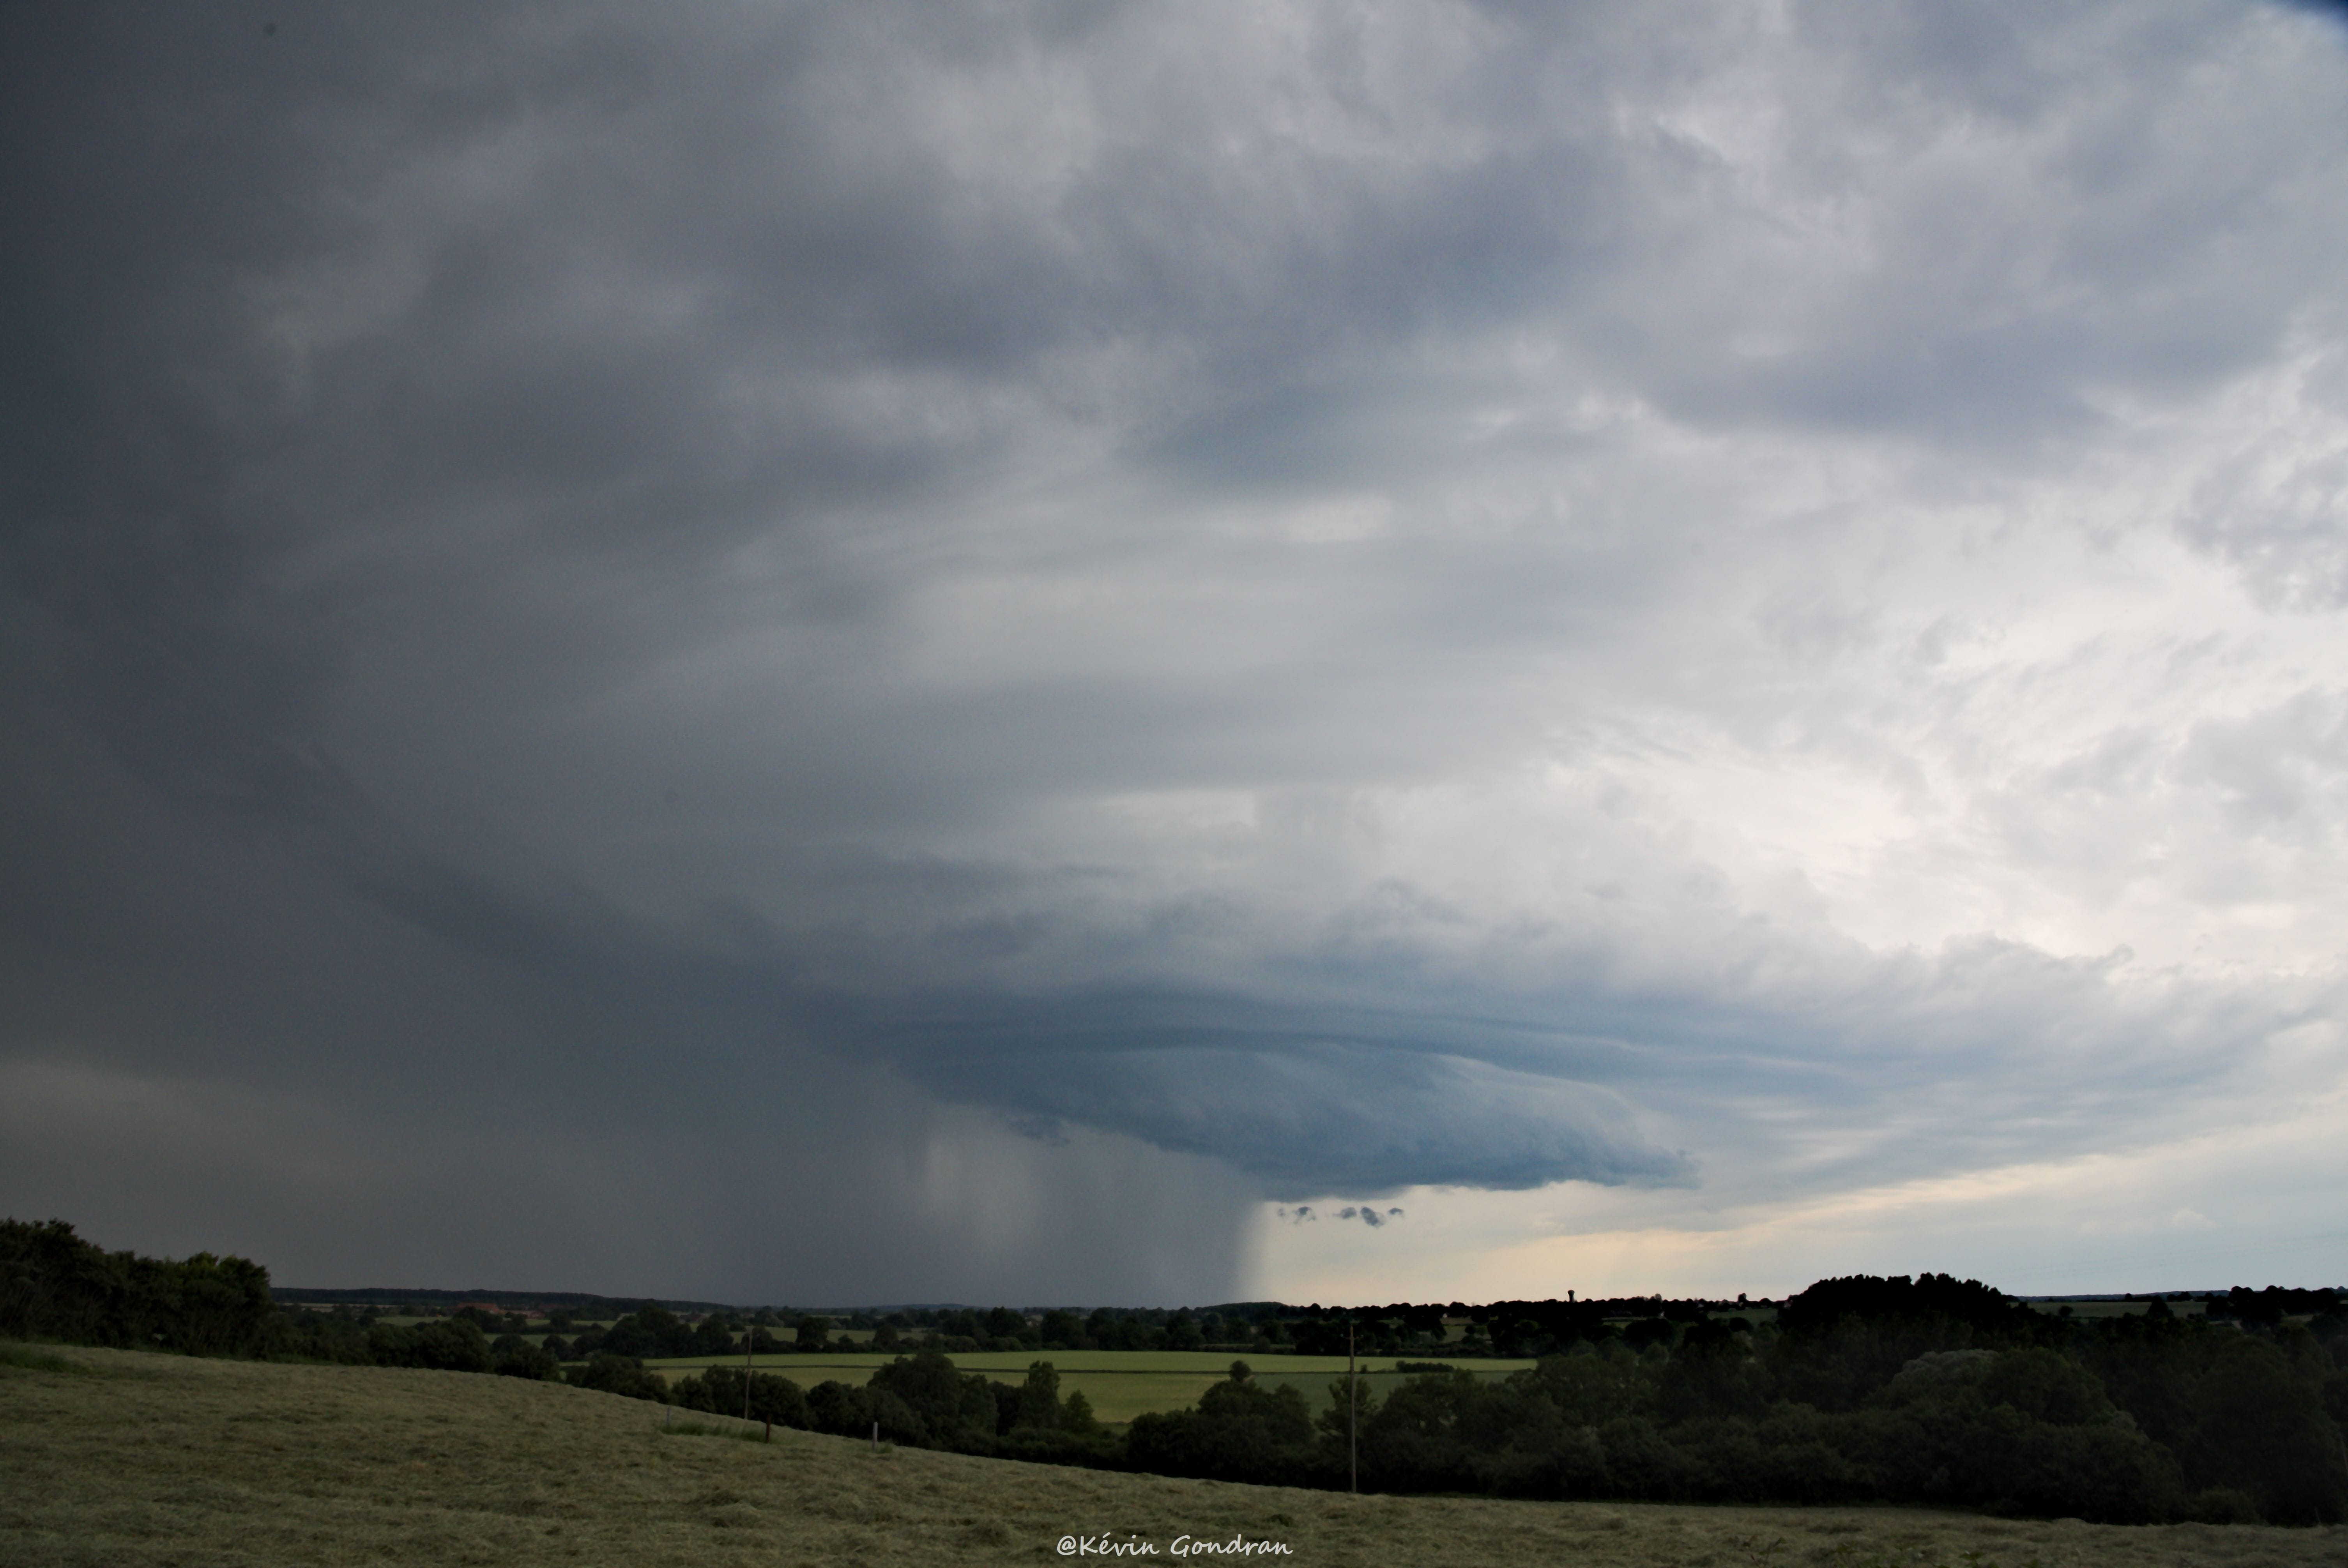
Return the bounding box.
[1116,1276,2347,1526]
[9,1220,2344,1523]
[269,1285,743,1316]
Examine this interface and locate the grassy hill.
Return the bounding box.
[4,1341,2338,1568]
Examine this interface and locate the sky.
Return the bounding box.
[5,1,2348,1309]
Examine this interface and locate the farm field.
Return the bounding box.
[638,1349,1538,1424]
[2024,1299,2212,1319]
[7,1343,2338,1568]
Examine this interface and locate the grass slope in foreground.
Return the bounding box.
[3,1344,2339,1568]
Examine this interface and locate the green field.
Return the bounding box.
[2026,1298,2213,1319]
[8,1341,2337,1568]
[637,1349,1538,1424]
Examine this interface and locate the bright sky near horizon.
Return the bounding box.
[5,1,2348,1307]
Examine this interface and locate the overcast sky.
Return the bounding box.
[6,1,2348,1307]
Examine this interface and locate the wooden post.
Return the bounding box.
[1347,1319,1357,1494]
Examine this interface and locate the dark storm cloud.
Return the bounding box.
[6,1,2348,1298]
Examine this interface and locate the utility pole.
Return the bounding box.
[1347,1319,1358,1494]
[743,1314,755,1424]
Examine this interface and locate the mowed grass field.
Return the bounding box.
[5,1343,2342,1568]
[640,1349,1536,1425]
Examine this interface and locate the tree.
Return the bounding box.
[866,1349,999,1450]
[370,1317,493,1373]
[1512,1347,1652,1428]
[491,1336,562,1381]
[569,1351,668,1403]
[806,1379,874,1437]
[1354,1367,1491,1492]
[2180,1335,2348,1524]
[1656,1323,1770,1422]
[676,1366,810,1427]
[0,1220,276,1356]
[1061,1388,1103,1437]
[794,1314,832,1353]
[599,1310,686,1360]
[621,1305,692,1356]
[1127,1362,1315,1483]
[1014,1361,1063,1430]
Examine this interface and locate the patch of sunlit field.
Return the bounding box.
[2022,1300,2210,1320]
[643,1351,1537,1423]
[4,1343,2338,1568]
